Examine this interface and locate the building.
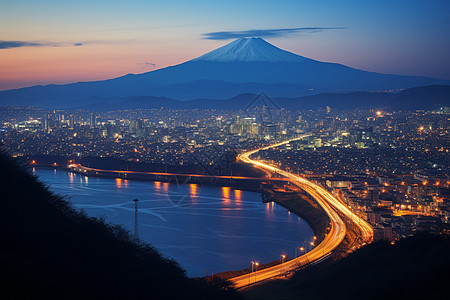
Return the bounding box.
[90,113,96,129]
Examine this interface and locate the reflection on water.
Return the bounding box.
[163,182,169,193]
[33,168,314,277]
[189,184,198,203]
[234,189,242,207]
[221,186,230,206]
[115,178,122,188]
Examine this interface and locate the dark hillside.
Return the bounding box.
[0,153,240,299]
[243,233,450,300]
[290,233,450,300]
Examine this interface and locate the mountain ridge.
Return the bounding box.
[1,38,449,106]
[75,85,450,112]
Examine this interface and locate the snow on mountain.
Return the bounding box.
[0,37,448,106]
[192,37,308,63]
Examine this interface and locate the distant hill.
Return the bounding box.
[77,85,450,112]
[0,37,448,107]
[391,85,450,110]
[0,153,240,299]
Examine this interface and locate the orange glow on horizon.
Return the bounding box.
[0,41,201,91]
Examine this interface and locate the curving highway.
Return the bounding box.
[230,136,373,288]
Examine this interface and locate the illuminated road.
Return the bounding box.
[230,136,373,288]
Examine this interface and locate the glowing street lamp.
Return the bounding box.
[251,261,259,273]
[295,246,305,258]
[250,261,259,283]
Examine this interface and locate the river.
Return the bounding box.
[33,168,314,277]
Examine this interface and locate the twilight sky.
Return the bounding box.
[1,0,449,90]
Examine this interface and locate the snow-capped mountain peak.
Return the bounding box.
[192,37,308,63]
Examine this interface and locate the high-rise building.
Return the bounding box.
[68,115,75,128]
[90,113,96,129]
[43,117,49,130]
[130,119,143,133]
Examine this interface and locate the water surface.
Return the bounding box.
[34,168,314,277]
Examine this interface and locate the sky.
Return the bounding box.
[1,0,449,90]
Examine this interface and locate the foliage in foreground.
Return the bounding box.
[0,152,240,299]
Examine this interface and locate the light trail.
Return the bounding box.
[230,135,373,288]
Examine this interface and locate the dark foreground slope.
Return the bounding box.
[243,233,450,300]
[0,153,240,300]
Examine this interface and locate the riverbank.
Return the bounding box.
[27,155,330,280]
[213,188,330,281]
[25,154,266,193]
[58,162,330,245]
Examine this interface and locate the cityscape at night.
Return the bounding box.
[1,1,449,299]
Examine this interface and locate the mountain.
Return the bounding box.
[78,85,450,112]
[192,37,308,62]
[0,37,449,107]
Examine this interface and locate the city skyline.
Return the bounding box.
[1,0,450,91]
[1,2,449,298]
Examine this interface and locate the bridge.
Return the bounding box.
[67,163,288,185]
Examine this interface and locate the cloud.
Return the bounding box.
[138,62,156,67]
[0,41,46,49]
[0,40,84,49]
[202,27,345,40]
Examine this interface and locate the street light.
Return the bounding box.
[251,261,259,272]
[250,261,259,283]
[295,246,305,258]
[298,246,309,267]
[280,254,286,275]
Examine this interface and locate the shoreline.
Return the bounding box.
[32,163,329,278]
